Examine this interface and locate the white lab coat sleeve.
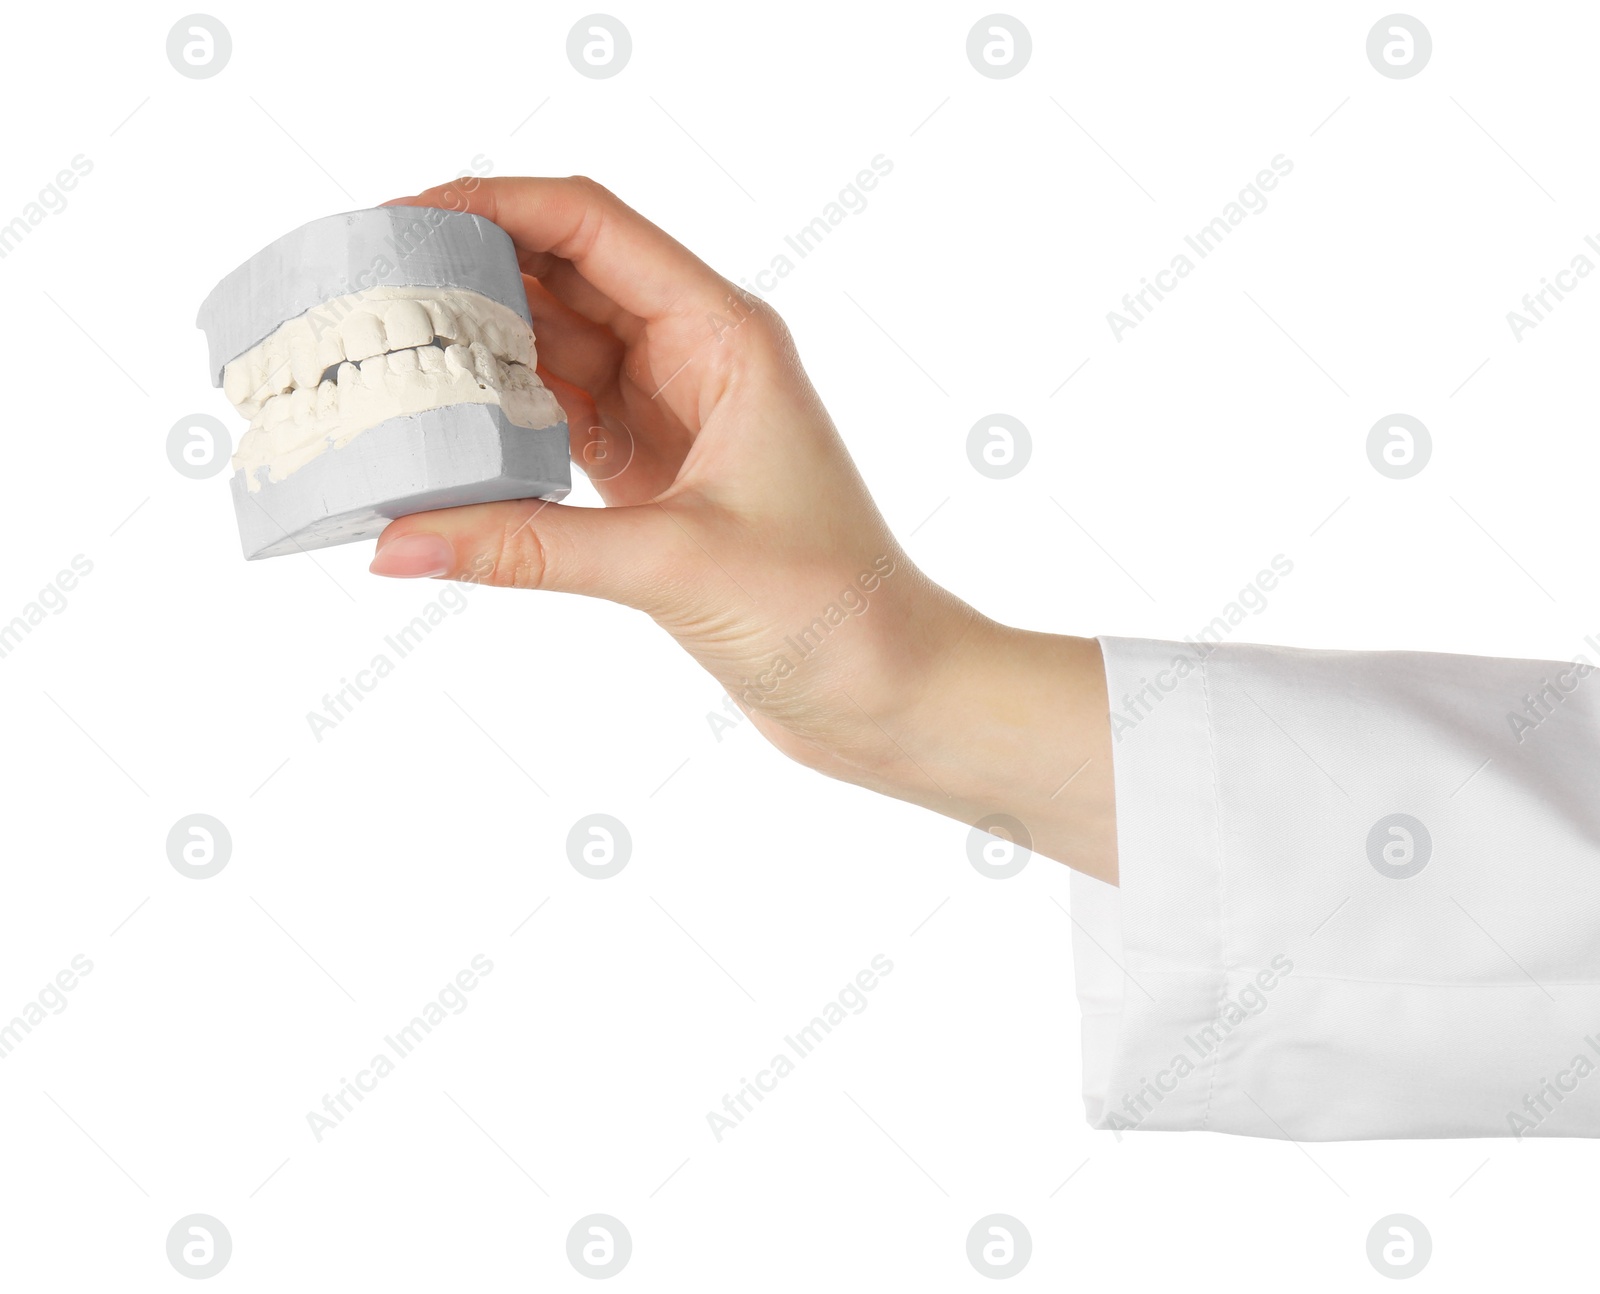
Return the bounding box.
[1071,635,1600,1140]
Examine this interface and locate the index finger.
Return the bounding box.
[394,175,729,324]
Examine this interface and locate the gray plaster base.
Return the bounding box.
[230,403,571,560]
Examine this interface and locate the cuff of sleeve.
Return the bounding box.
[1072,636,1230,1134]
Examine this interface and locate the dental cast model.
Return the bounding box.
[197,206,571,559]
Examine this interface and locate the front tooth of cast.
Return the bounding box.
[469,342,497,385]
[342,309,387,363]
[443,344,473,377]
[336,361,359,389]
[288,333,322,390]
[417,345,444,375]
[388,348,420,374]
[384,300,433,351]
[289,386,315,422]
[316,380,337,417]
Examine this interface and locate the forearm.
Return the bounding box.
[842,605,1119,882]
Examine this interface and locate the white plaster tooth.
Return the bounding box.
[288,333,322,390]
[469,342,497,385]
[416,345,445,375]
[342,309,387,363]
[358,355,389,389]
[261,331,294,397]
[383,300,433,351]
[316,380,338,417]
[388,348,420,374]
[502,320,530,364]
[336,361,359,389]
[314,325,346,374]
[245,351,269,403]
[443,344,473,377]
[223,361,252,408]
[289,386,315,421]
[425,300,461,343]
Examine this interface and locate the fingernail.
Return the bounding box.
[370,533,454,578]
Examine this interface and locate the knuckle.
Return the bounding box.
[745,295,787,334]
[745,298,799,360]
[718,288,794,354]
[561,176,614,263]
[564,174,613,202]
[489,517,552,590]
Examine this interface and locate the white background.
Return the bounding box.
[1,0,1595,1287]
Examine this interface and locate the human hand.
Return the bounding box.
[371,177,1115,878]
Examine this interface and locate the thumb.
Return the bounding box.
[370,498,672,610]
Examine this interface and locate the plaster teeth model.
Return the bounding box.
[197,206,571,560]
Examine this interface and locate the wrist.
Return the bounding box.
[856,608,1119,881]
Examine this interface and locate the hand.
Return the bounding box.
[371,177,1117,880]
